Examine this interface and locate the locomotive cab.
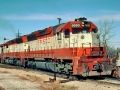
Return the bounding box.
[70,20,103,57]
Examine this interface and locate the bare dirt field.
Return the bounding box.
[0,72,40,90]
[0,64,120,90]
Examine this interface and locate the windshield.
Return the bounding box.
[72,28,98,34]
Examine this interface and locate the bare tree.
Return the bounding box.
[97,20,114,57]
[98,20,114,46]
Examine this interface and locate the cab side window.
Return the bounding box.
[93,29,98,33]
[57,32,62,40]
[64,29,70,38]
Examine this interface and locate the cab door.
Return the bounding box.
[56,31,62,48]
[63,29,70,48]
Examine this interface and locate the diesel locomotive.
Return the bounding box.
[0,17,112,77]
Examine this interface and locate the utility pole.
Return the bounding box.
[57,18,62,25]
[16,29,21,38]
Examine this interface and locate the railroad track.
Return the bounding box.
[83,76,120,87]
[0,63,120,86]
[96,77,120,86]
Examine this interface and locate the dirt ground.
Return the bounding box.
[0,64,120,90]
[0,72,40,90]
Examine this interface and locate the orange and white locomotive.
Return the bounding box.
[0,17,111,77]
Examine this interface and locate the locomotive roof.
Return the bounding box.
[1,19,98,46]
[2,23,64,45]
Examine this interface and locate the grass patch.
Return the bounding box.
[41,82,78,90]
[0,71,9,73]
[18,74,78,90]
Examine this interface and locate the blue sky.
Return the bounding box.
[0,0,120,47]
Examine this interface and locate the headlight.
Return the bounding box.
[82,21,90,28]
